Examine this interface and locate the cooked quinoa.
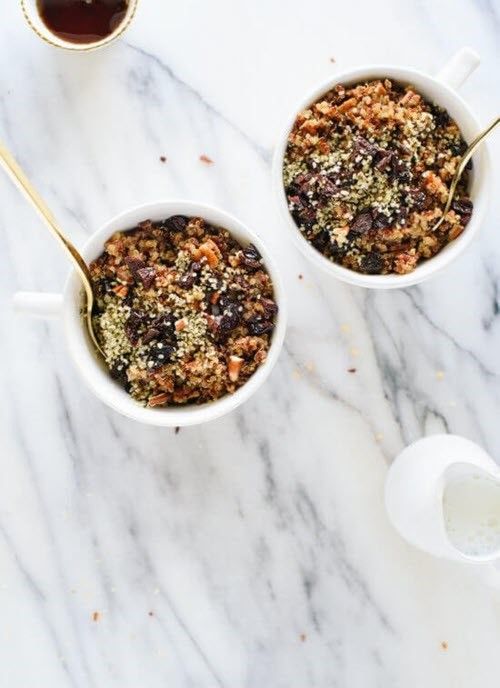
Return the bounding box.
[90,216,278,407]
[283,78,473,275]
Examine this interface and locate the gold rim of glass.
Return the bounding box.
[20,0,139,52]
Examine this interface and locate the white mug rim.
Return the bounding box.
[61,200,287,426]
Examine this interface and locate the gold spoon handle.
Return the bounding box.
[437,116,500,227]
[0,140,93,291]
[0,140,104,357]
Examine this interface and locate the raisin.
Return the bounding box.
[125,310,146,345]
[372,212,391,230]
[146,342,175,370]
[353,136,379,158]
[247,317,274,336]
[240,244,263,271]
[136,266,156,289]
[125,257,146,276]
[260,298,278,320]
[430,104,450,128]
[162,215,189,233]
[407,188,427,211]
[219,301,241,331]
[350,211,373,234]
[316,175,337,199]
[178,261,201,289]
[312,229,330,251]
[142,327,161,344]
[110,360,129,388]
[151,312,177,343]
[375,151,394,172]
[361,252,384,274]
[452,198,473,225]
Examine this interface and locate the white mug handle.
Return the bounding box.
[13,291,63,319]
[436,47,480,90]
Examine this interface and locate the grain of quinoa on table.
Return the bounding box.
[283,78,473,275]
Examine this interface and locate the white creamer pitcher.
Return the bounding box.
[385,435,500,564]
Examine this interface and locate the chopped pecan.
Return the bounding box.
[228,355,244,382]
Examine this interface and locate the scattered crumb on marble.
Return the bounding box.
[436,370,445,380]
[148,611,154,617]
[330,57,336,63]
[298,273,303,280]
[175,426,180,435]
[348,367,357,373]
[340,323,351,334]
[160,156,167,163]
[305,361,315,373]
[300,633,307,642]
[92,611,101,622]
[292,369,302,380]
[441,641,448,650]
[200,154,214,164]
[350,347,359,357]
[375,432,384,442]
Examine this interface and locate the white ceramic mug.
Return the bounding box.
[272,47,490,289]
[13,201,287,426]
[21,0,139,51]
[385,435,500,563]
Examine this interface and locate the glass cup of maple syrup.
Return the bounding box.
[21,0,139,51]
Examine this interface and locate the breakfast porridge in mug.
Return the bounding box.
[283,79,473,275]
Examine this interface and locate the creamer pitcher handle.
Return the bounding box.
[436,47,480,90]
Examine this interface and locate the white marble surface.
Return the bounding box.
[1,0,500,686]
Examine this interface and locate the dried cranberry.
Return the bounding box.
[219,301,241,331]
[178,262,201,289]
[312,229,330,251]
[372,212,391,230]
[407,188,427,210]
[350,211,373,234]
[240,244,263,271]
[430,105,450,128]
[450,140,467,157]
[142,327,161,344]
[110,360,129,388]
[375,151,394,172]
[353,136,379,158]
[162,215,189,233]
[136,266,156,289]
[247,317,274,336]
[361,252,384,274]
[125,257,146,276]
[125,310,146,345]
[261,298,278,320]
[94,278,112,299]
[151,312,176,342]
[146,343,175,370]
[452,198,473,225]
[316,175,337,199]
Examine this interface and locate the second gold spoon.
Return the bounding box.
[0,141,104,357]
[431,115,500,233]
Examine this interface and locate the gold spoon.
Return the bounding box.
[0,141,104,357]
[431,115,500,233]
